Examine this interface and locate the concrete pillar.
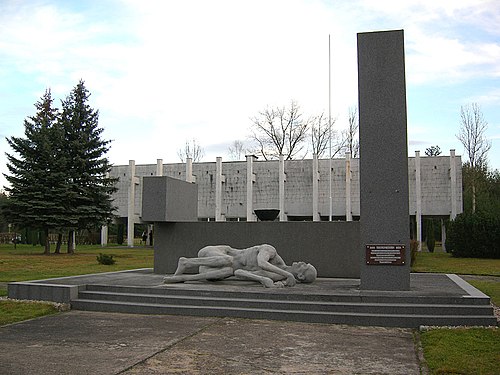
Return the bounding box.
[186,157,195,183]
[450,149,458,220]
[312,154,320,221]
[415,151,422,251]
[279,155,286,221]
[246,155,257,221]
[101,171,110,247]
[156,159,163,176]
[127,160,139,248]
[100,225,108,247]
[358,30,410,291]
[215,157,226,221]
[345,152,352,221]
[441,219,446,252]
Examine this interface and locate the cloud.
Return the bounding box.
[406,30,500,85]
[0,0,499,176]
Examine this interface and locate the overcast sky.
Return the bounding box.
[1,0,499,189]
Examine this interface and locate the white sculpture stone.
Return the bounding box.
[164,244,317,288]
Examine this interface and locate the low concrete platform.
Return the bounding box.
[8,269,497,328]
[5,268,485,297]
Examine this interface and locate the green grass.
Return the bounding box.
[0,243,153,298]
[467,280,500,306]
[412,252,500,276]
[0,299,60,326]
[420,328,500,375]
[0,243,154,282]
[411,252,500,374]
[0,243,153,326]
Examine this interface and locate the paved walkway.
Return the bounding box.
[0,311,423,375]
[5,271,498,374]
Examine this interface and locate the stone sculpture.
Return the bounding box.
[163,244,317,288]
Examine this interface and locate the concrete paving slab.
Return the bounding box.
[123,318,421,375]
[0,311,421,375]
[0,311,219,375]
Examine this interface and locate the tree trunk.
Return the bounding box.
[43,228,50,255]
[54,233,62,254]
[472,183,476,213]
[67,230,75,254]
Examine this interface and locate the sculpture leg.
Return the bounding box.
[174,255,233,275]
[164,267,233,284]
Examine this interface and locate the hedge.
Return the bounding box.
[446,212,500,259]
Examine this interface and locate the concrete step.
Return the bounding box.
[72,284,498,328]
[83,284,492,306]
[71,298,498,328]
[77,290,495,317]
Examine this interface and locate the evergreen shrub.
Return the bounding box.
[446,213,500,259]
[96,253,116,265]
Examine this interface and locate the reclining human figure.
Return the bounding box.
[163,244,317,288]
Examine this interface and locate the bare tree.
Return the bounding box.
[425,145,442,156]
[250,100,311,160]
[343,106,359,158]
[310,112,346,159]
[456,103,492,212]
[228,140,246,160]
[178,138,205,162]
[311,113,330,157]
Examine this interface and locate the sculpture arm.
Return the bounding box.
[234,269,284,288]
[256,248,296,287]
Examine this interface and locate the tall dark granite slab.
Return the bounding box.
[357,30,410,290]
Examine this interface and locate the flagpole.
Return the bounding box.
[329,34,332,222]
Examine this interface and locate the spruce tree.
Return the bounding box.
[59,80,117,253]
[4,90,67,254]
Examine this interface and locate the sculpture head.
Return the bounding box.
[289,262,317,283]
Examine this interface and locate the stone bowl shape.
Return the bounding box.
[254,209,280,221]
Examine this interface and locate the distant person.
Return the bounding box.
[148,230,153,246]
[164,244,317,288]
[141,231,147,245]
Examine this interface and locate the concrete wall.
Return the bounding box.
[109,155,461,222]
[154,221,360,278]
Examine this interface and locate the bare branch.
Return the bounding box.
[456,103,491,213]
[178,138,205,162]
[457,103,491,169]
[343,106,359,158]
[228,140,246,161]
[425,145,441,157]
[250,100,309,160]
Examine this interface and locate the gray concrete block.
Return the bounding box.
[8,282,80,303]
[141,176,198,222]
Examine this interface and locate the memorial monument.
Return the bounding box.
[147,29,411,291]
[164,244,317,288]
[8,29,497,328]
